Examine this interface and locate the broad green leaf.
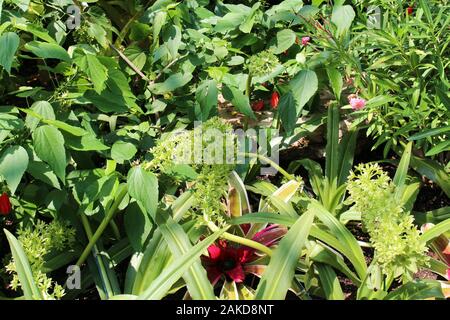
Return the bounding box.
[124,202,153,252]
[222,85,256,119]
[138,229,224,300]
[272,29,296,54]
[279,91,298,135]
[239,2,260,33]
[150,73,192,95]
[0,32,19,73]
[64,133,109,151]
[255,208,315,300]
[32,125,66,182]
[76,54,108,94]
[127,166,159,219]
[195,79,218,121]
[0,113,24,131]
[14,23,56,43]
[0,145,29,194]
[26,160,61,190]
[4,229,42,300]
[24,41,71,62]
[43,119,88,136]
[331,5,355,35]
[290,70,318,115]
[25,101,55,131]
[11,0,29,11]
[111,141,137,164]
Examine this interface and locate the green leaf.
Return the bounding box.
[76,54,108,94]
[420,219,450,244]
[11,0,29,11]
[64,133,109,151]
[195,79,218,121]
[111,141,137,164]
[0,145,29,194]
[124,202,153,252]
[14,23,56,43]
[32,125,66,182]
[289,70,318,114]
[326,67,343,100]
[279,91,299,135]
[255,208,315,300]
[150,73,193,95]
[222,85,256,119]
[408,126,450,141]
[25,101,55,131]
[24,41,71,62]
[393,141,412,191]
[409,155,450,198]
[316,264,345,300]
[331,5,355,36]
[384,280,444,300]
[425,140,450,157]
[325,103,340,182]
[0,32,19,73]
[26,160,61,190]
[272,29,296,54]
[127,166,159,219]
[155,210,216,300]
[239,2,260,33]
[4,229,42,300]
[138,229,225,300]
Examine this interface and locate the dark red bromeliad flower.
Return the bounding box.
[251,100,264,111]
[201,225,287,284]
[0,193,12,216]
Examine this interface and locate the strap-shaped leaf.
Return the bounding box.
[4,229,42,300]
[138,229,224,300]
[255,208,315,300]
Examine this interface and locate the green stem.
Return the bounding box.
[206,221,273,257]
[246,73,252,98]
[76,185,128,267]
[79,214,114,297]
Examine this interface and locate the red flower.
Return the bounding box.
[406,7,413,15]
[251,100,264,111]
[202,225,286,284]
[270,92,279,109]
[0,193,11,216]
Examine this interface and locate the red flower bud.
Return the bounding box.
[270,92,279,109]
[251,100,264,111]
[406,7,413,15]
[0,193,11,216]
